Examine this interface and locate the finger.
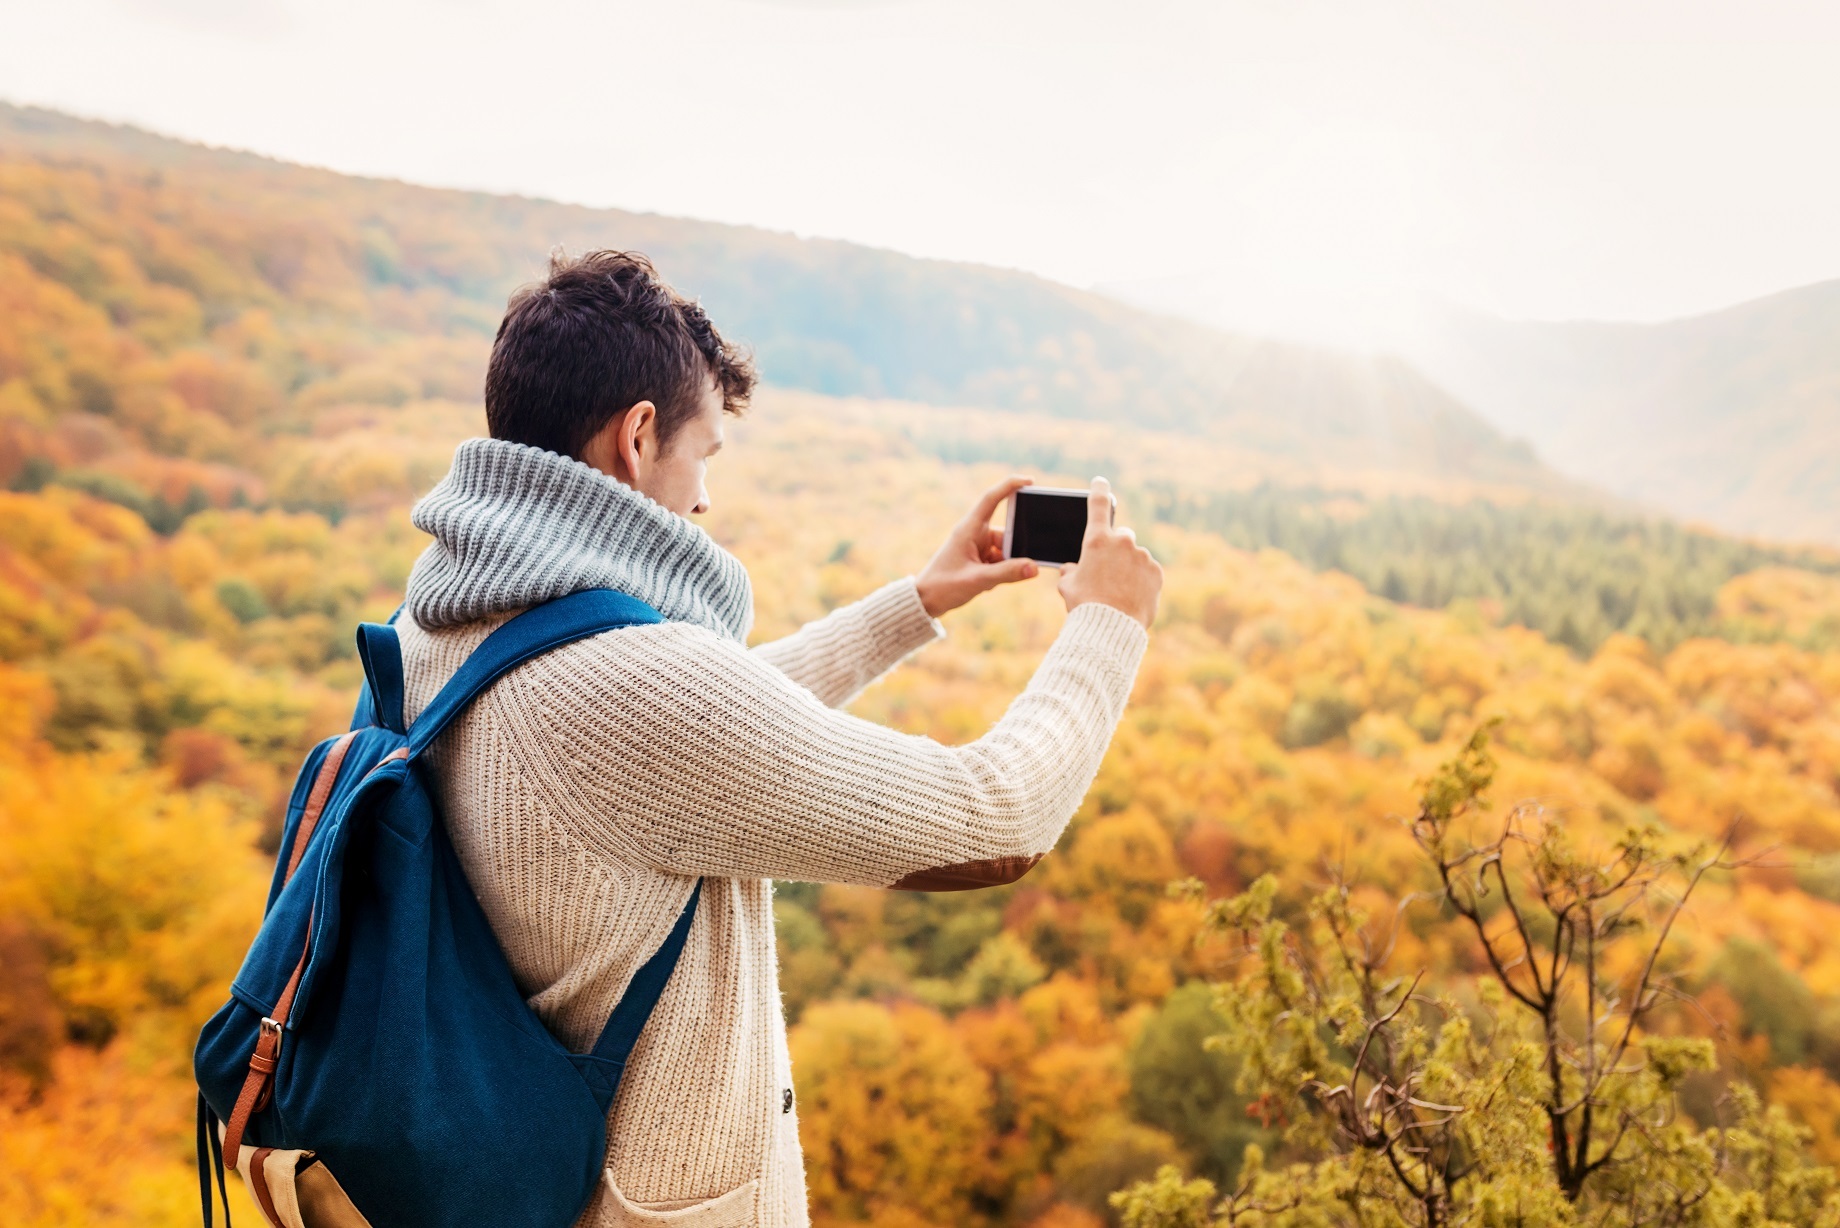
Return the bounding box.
[968,474,1036,528]
[984,557,1038,586]
[1087,476,1115,531]
[980,525,1005,558]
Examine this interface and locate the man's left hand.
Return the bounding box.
[914,476,1040,618]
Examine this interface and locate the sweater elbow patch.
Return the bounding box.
[889,853,1044,892]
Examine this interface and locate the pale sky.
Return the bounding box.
[4,0,1839,344]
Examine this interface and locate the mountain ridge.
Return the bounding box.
[1405,278,1840,544]
[0,101,1569,498]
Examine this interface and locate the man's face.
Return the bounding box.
[644,380,725,517]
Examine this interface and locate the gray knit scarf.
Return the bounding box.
[404,438,754,643]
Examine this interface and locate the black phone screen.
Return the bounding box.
[1009,489,1091,565]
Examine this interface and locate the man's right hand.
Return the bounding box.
[1056,477,1162,629]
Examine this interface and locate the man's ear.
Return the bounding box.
[616,400,658,481]
[582,401,657,484]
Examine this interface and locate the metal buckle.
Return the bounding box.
[259,1016,284,1050]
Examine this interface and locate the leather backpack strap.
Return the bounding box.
[589,880,703,1066]
[405,589,663,758]
[222,920,310,1159]
[248,1147,282,1228]
[283,732,357,884]
[221,736,370,1160]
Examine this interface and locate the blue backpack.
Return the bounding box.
[194,590,700,1228]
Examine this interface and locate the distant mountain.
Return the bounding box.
[0,102,1564,493]
[1404,283,1840,544]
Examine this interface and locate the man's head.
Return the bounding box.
[485,249,755,515]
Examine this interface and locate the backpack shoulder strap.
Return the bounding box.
[408,589,686,1069]
[406,589,664,757]
[350,605,404,732]
[590,879,702,1066]
[592,883,699,1067]
[355,621,406,734]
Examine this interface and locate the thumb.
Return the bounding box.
[1087,476,1115,531]
[987,556,1039,586]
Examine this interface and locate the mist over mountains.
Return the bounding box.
[1404,283,1840,545]
[11,101,1834,549]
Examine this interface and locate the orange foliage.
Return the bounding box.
[1771,1066,1840,1165]
[0,1046,259,1228]
[790,1001,993,1226]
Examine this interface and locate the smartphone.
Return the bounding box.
[1002,485,1111,569]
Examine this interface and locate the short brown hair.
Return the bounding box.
[485,249,754,460]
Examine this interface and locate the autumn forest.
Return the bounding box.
[5,106,1840,1227]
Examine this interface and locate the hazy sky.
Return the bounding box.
[4,0,1839,343]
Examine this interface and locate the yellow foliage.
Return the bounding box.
[790,1000,993,1225]
[0,716,267,1224]
[1016,1041,1130,1153]
[0,663,53,743]
[0,748,267,1055]
[1027,1206,1106,1228]
[1720,567,1840,644]
[1771,1066,1840,1165]
[0,1046,259,1228]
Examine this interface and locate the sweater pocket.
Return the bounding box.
[601,1176,760,1228]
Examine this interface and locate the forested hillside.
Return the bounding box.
[1153,485,1840,655]
[0,101,1561,491]
[6,106,1840,1227]
[9,400,1840,1225]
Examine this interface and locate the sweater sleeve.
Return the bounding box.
[750,577,944,708]
[517,602,1148,889]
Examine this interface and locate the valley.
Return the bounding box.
[3,105,1840,1226]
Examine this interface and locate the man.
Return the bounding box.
[399,249,1161,1226]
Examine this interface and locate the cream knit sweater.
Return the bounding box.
[396,441,1149,1228]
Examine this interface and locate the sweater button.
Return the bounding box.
[782,1088,793,1114]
